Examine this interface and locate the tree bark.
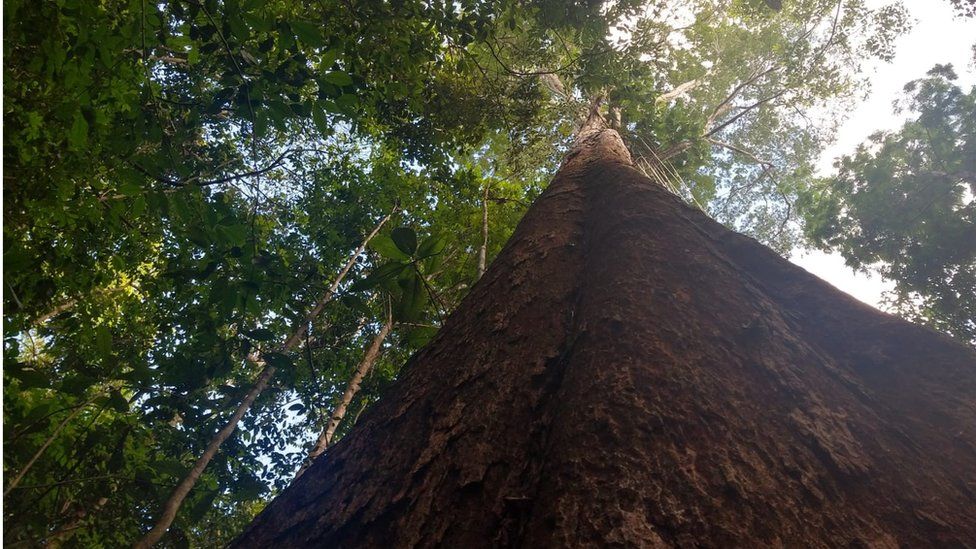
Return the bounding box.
[295,315,394,478]
[233,123,976,547]
[135,209,395,548]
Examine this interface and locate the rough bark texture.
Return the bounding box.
[234,127,976,547]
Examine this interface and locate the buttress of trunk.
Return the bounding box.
[134,210,395,548]
[233,122,976,547]
[295,314,394,479]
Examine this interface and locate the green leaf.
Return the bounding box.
[228,15,250,42]
[243,13,272,32]
[262,352,293,369]
[349,261,407,291]
[423,249,446,275]
[118,180,142,197]
[196,260,220,279]
[319,48,340,68]
[210,277,237,319]
[67,112,89,150]
[62,374,96,396]
[123,364,154,385]
[210,87,237,113]
[95,324,113,356]
[312,104,331,136]
[243,328,275,341]
[394,271,428,322]
[416,234,447,259]
[10,368,49,389]
[187,227,211,248]
[341,295,372,316]
[291,21,324,47]
[403,325,439,348]
[188,490,220,524]
[322,71,353,87]
[288,403,304,412]
[391,227,417,255]
[369,234,410,261]
[131,195,148,217]
[253,111,269,137]
[108,389,129,412]
[216,224,248,247]
[335,93,358,111]
[234,473,267,500]
[266,100,290,127]
[154,458,188,479]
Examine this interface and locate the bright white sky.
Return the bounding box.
[788,0,976,310]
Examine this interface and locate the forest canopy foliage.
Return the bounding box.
[2,0,970,546]
[800,65,976,343]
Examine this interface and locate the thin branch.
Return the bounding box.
[706,138,774,173]
[657,77,703,104]
[130,148,294,190]
[8,401,93,444]
[5,399,93,497]
[705,66,776,129]
[9,474,150,491]
[704,87,789,138]
[484,39,609,78]
[775,188,794,238]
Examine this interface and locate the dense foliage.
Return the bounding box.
[3,0,945,545]
[801,65,976,344]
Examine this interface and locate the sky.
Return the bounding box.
[787,0,976,310]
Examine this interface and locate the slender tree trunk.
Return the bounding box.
[477,183,490,279]
[233,119,976,547]
[134,366,275,549]
[295,314,394,478]
[4,400,91,496]
[134,209,395,548]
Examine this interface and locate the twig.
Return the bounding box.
[130,148,294,189]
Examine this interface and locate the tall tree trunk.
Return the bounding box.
[233,121,976,547]
[295,314,394,479]
[135,210,395,548]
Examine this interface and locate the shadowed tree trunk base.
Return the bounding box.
[233,127,976,547]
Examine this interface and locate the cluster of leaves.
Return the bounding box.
[353,228,446,325]
[800,65,976,344]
